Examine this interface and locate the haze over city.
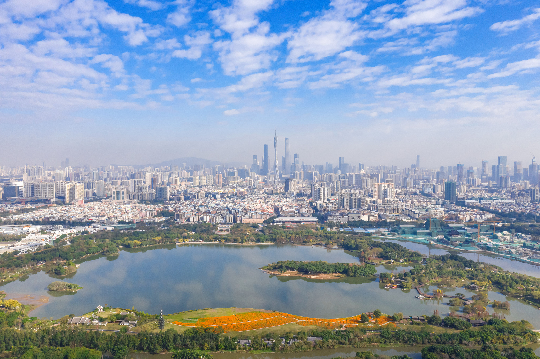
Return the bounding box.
[0,0,539,167]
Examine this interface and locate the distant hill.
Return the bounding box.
[136,157,247,169]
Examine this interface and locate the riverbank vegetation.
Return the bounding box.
[262,261,377,278]
[421,344,539,359]
[3,316,537,358]
[378,252,540,308]
[0,302,537,358]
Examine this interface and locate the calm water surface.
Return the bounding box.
[1,244,539,329]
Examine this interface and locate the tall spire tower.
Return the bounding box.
[274,130,278,184]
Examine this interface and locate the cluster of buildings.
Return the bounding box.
[164,192,312,224]
[0,223,117,254]
[3,201,159,224]
[0,141,539,227]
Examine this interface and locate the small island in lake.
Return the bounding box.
[261,260,377,279]
[47,261,79,276]
[47,281,83,293]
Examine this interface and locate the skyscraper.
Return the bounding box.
[251,155,259,175]
[514,161,522,182]
[262,144,269,175]
[497,156,507,180]
[339,157,347,173]
[445,181,457,203]
[457,164,465,183]
[481,160,488,177]
[530,157,538,185]
[284,138,290,175]
[274,131,278,183]
[416,155,420,169]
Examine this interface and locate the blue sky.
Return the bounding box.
[1,0,539,168]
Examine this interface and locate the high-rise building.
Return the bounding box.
[497,156,507,183]
[311,183,328,202]
[529,157,538,185]
[251,155,259,174]
[284,178,295,193]
[284,138,290,175]
[339,157,345,173]
[481,160,488,177]
[530,188,539,203]
[416,155,420,169]
[274,131,279,183]
[262,144,269,175]
[457,164,465,183]
[498,156,507,168]
[112,188,126,201]
[514,161,523,182]
[445,181,457,203]
[492,165,498,182]
[65,183,84,204]
[156,186,170,200]
[292,153,300,173]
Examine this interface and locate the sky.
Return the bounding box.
[0,0,539,169]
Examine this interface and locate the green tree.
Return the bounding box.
[373,309,382,318]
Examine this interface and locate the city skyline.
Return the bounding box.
[1,0,540,166]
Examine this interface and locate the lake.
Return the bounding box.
[2,244,540,329]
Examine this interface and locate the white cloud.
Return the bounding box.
[0,22,41,41]
[490,8,540,34]
[386,0,483,32]
[32,37,96,58]
[224,71,273,93]
[287,19,362,63]
[375,30,456,55]
[172,31,212,60]
[210,0,283,76]
[488,57,540,78]
[287,0,366,63]
[210,0,274,35]
[90,54,125,77]
[32,0,161,46]
[274,66,310,89]
[377,75,448,88]
[154,38,181,50]
[0,0,65,19]
[453,56,485,69]
[167,0,192,27]
[224,109,240,115]
[123,0,164,11]
[214,23,284,75]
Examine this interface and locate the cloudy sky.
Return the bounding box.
[1,0,539,168]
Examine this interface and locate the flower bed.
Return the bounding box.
[171,312,394,332]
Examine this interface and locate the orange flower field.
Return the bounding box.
[171,312,394,332]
